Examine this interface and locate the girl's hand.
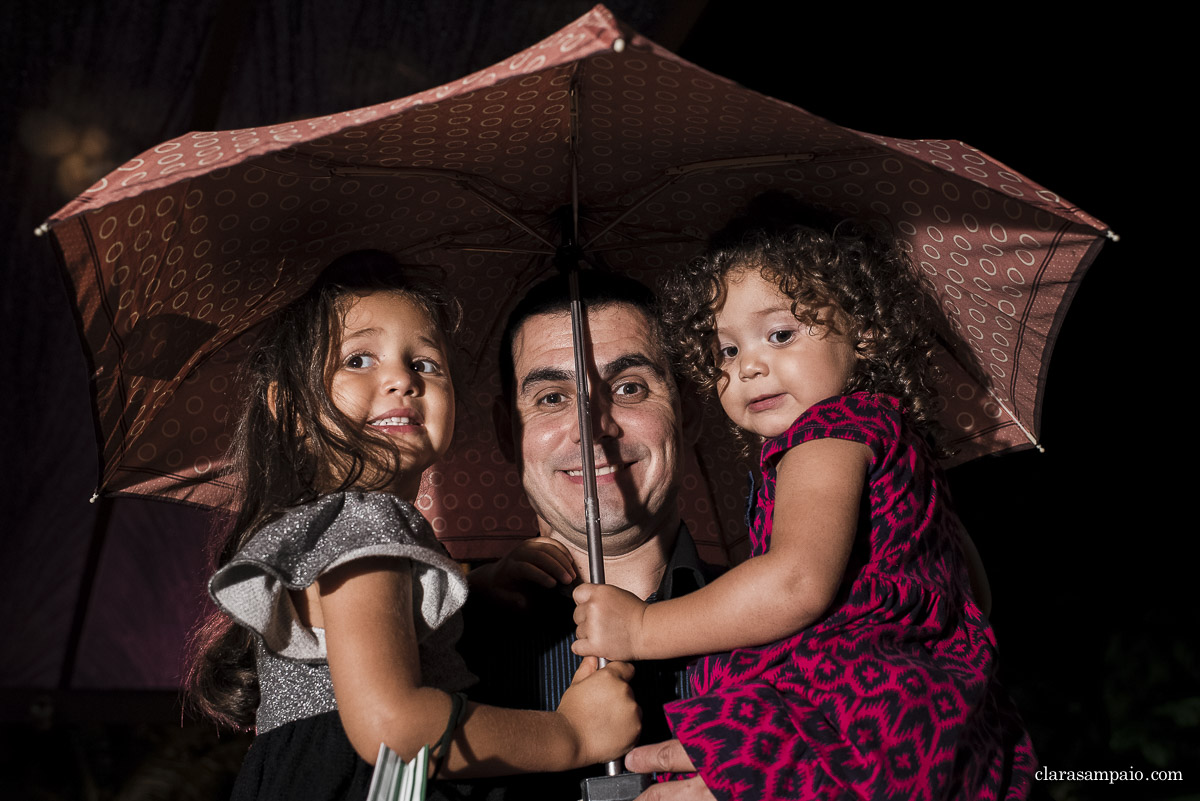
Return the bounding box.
[557,656,641,765]
[571,583,649,661]
[468,536,578,609]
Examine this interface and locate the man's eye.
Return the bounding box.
[345,353,377,369]
[614,381,647,399]
[412,358,441,374]
[768,330,796,345]
[537,392,566,407]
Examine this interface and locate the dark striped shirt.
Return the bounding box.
[444,525,718,799]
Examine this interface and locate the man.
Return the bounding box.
[453,272,720,800]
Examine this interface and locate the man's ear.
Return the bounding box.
[492,395,516,463]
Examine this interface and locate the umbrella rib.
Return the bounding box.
[986,390,1043,452]
[330,165,557,250]
[452,245,556,256]
[583,152,865,250]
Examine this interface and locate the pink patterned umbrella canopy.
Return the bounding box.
[44,4,1108,563]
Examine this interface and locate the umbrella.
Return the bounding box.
[41,3,1110,570]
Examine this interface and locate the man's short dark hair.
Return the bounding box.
[498,270,666,403]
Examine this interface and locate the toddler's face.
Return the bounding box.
[713,269,857,439]
[328,290,455,497]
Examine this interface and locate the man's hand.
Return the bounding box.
[625,740,715,800]
[468,537,577,610]
[557,656,641,766]
[571,583,649,661]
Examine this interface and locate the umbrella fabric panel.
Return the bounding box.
[44,6,627,223]
[45,5,1108,564]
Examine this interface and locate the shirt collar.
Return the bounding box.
[651,522,715,602]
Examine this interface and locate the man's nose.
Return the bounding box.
[570,387,621,442]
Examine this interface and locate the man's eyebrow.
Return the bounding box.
[517,353,666,396]
[601,353,667,382]
[519,366,573,396]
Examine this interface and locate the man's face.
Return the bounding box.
[508,303,683,555]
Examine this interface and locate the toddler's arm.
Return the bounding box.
[319,557,639,776]
[573,437,870,661]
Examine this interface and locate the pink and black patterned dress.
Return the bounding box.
[663,393,1035,800]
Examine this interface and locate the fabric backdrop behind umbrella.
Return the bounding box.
[44,4,1109,564]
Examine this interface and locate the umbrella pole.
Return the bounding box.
[563,65,652,800]
[564,257,653,801]
[565,265,607,593]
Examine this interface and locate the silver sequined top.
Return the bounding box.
[209,492,475,733]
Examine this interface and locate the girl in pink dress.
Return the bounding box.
[573,222,1035,800]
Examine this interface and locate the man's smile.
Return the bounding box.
[564,462,630,481]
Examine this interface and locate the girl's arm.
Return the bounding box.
[573,437,870,661]
[319,557,639,776]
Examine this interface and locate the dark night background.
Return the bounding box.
[0,2,1188,800]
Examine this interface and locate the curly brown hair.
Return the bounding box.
[662,215,947,450]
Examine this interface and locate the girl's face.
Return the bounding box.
[713,269,857,439]
[328,290,455,497]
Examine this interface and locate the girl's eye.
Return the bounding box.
[412,358,441,374]
[345,353,377,369]
[718,344,738,362]
[768,330,796,345]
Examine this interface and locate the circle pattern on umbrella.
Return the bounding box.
[47,5,1107,563]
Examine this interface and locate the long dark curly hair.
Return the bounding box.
[185,249,460,730]
[662,198,948,451]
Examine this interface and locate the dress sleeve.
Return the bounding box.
[209,492,468,662]
[760,393,902,475]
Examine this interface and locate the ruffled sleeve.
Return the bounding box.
[210,492,468,663]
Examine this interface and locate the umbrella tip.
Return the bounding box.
[89,490,99,503]
[1106,229,1120,242]
[33,222,50,237]
[612,37,626,53]
[1035,443,1046,454]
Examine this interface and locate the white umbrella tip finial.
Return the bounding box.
[33,222,50,237]
[89,490,100,503]
[1035,444,1046,454]
[612,38,626,53]
[1106,229,1120,242]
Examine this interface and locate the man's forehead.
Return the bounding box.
[511,302,665,369]
[520,299,657,347]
